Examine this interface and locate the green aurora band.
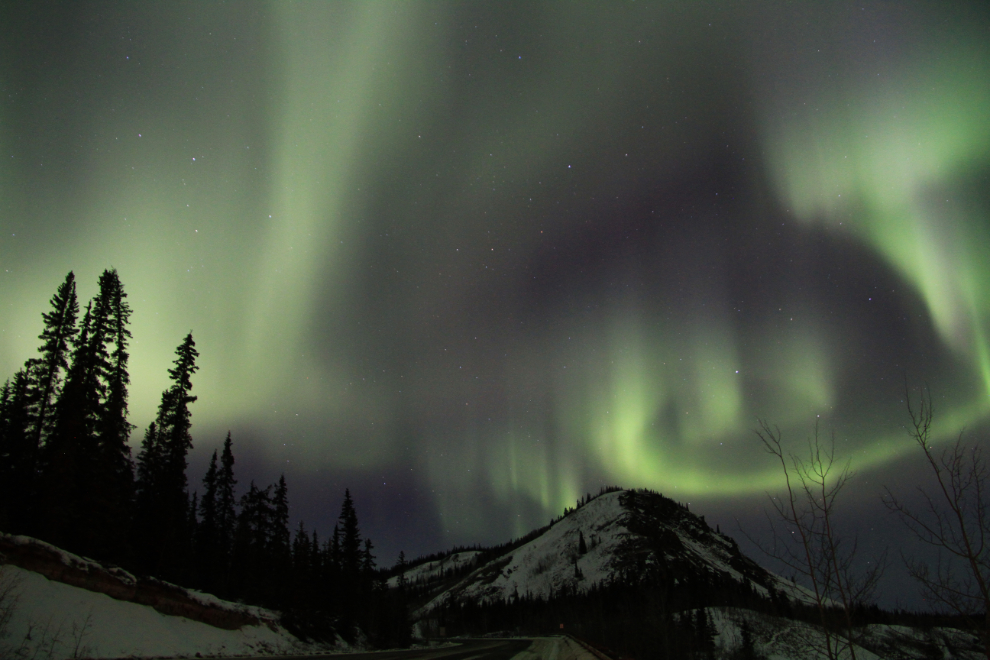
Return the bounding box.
[1,2,988,540]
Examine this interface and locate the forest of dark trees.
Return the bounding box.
[0,270,410,647]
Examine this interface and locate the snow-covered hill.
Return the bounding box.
[415,489,814,613]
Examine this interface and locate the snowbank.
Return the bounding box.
[0,533,273,630]
[0,565,316,659]
[705,607,984,660]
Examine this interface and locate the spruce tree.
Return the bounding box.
[696,609,715,660]
[134,333,199,580]
[362,538,376,577]
[0,369,38,533]
[310,529,322,604]
[396,551,407,590]
[271,475,291,605]
[216,432,237,595]
[328,523,342,614]
[292,521,312,607]
[338,489,363,637]
[272,475,291,556]
[90,269,135,564]
[231,481,274,602]
[738,620,761,660]
[44,268,117,553]
[162,333,199,498]
[25,271,78,449]
[134,420,162,543]
[196,450,220,590]
[339,489,362,580]
[41,301,92,548]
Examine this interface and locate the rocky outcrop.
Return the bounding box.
[0,534,276,631]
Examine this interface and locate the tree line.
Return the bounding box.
[0,270,409,646]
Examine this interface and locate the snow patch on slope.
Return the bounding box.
[387,551,482,589]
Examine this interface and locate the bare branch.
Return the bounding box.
[885,386,990,660]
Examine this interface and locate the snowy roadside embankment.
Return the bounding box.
[0,533,274,630]
[0,564,318,659]
[706,606,984,660]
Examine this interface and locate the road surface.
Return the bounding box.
[237,638,536,660]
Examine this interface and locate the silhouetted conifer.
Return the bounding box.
[738,620,761,660]
[26,272,78,449]
[362,538,376,577]
[271,474,291,605]
[44,270,130,555]
[696,608,715,659]
[0,369,37,533]
[161,333,198,496]
[340,489,361,578]
[90,269,135,564]
[196,450,220,590]
[134,333,199,581]
[216,432,237,595]
[309,529,323,607]
[338,489,362,637]
[292,521,313,607]
[327,523,342,614]
[41,299,94,550]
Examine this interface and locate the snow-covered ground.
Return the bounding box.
[0,565,338,659]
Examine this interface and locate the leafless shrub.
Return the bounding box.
[68,611,94,659]
[0,560,24,656]
[753,420,886,660]
[883,387,990,660]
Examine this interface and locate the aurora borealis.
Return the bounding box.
[1,1,988,585]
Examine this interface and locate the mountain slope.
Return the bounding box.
[412,489,811,613]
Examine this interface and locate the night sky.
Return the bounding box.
[2,2,988,607]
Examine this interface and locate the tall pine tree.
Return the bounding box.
[90,270,135,563]
[3,272,80,536]
[196,449,220,591]
[25,271,79,449]
[134,333,199,580]
[43,270,132,555]
[338,489,363,637]
[0,369,37,533]
[271,475,291,606]
[231,481,273,602]
[216,432,237,596]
